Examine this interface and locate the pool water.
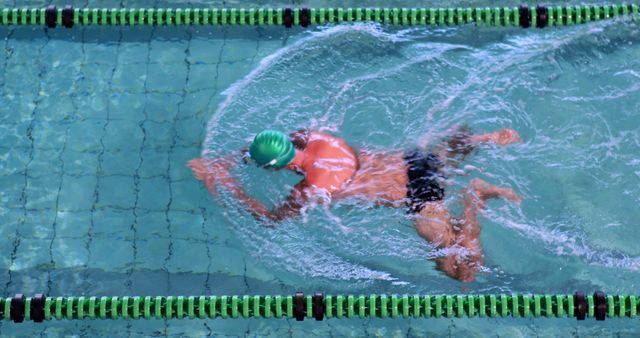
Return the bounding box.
[1,0,640,336]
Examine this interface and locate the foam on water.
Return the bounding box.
[486,207,640,272]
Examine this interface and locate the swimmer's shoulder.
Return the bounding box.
[306,130,351,146]
[294,130,358,162]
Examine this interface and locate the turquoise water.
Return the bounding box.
[1,0,640,336]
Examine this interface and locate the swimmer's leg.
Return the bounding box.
[454,178,521,280]
[415,202,477,282]
[433,126,522,168]
[469,128,522,146]
[414,178,521,282]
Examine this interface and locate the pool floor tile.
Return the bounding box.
[165,239,208,273]
[145,92,183,123]
[28,148,63,177]
[76,64,114,96]
[24,175,62,210]
[215,60,254,91]
[176,91,214,118]
[0,174,26,208]
[0,234,17,269]
[66,120,107,152]
[91,208,135,238]
[118,39,153,65]
[3,63,40,94]
[31,120,69,151]
[58,174,98,211]
[187,37,224,65]
[185,63,219,93]
[166,179,207,211]
[100,150,139,177]
[55,211,92,238]
[146,62,189,93]
[0,122,31,149]
[140,120,175,150]
[42,68,80,99]
[138,149,170,179]
[149,38,189,64]
[168,210,205,240]
[221,38,259,63]
[52,238,89,269]
[60,149,99,177]
[89,237,133,271]
[83,41,119,65]
[0,92,39,124]
[174,117,206,147]
[111,64,148,93]
[135,211,170,240]
[107,92,147,122]
[168,149,201,181]
[0,148,30,177]
[134,238,171,270]
[36,94,76,122]
[102,120,145,152]
[75,93,110,121]
[12,238,52,271]
[137,176,171,211]
[208,245,246,277]
[21,209,56,239]
[96,176,136,209]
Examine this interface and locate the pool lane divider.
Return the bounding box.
[0,4,639,28]
[1,291,636,322]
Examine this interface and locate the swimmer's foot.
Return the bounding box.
[471,128,522,146]
[470,178,522,209]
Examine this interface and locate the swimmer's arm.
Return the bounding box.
[189,149,249,195]
[270,177,340,221]
[270,181,310,221]
[223,179,309,224]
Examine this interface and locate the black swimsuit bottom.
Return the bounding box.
[404,149,446,213]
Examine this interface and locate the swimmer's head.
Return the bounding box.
[249,130,296,169]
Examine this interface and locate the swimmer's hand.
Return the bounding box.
[188,158,235,195]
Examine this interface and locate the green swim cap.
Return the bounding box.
[249,130,296,169]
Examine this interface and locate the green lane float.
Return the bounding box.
[3,291,636,322]
[0,4,638,28]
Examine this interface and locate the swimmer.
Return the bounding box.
[188,127,522,282]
